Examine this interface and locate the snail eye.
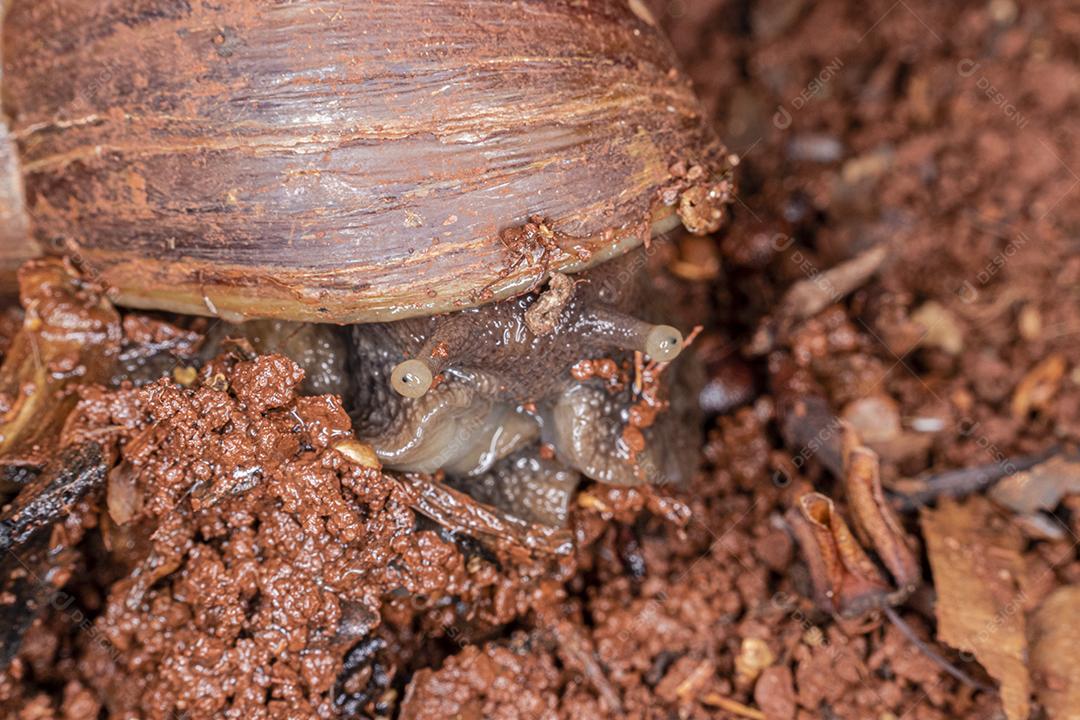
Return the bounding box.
[645,325,684,362]
[391,359,434,398]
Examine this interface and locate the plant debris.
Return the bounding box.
[1029,586,1080,720]
[523,272,576,336]
[0,260,120,468]
[990,454,1080,515]
[786,427,919,617]
[922,498,1030,720]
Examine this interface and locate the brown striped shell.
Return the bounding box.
[2,0,733,322]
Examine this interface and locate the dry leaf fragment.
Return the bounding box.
[0,259,120,465]
[921,497,1030,720]
[786,427,921,617]
[395,473,573,557]
[786,493,893,617]
[1029,586,1080,720]
[1011,353,1066,419]
[990,455,1080,516]
[841,428,921,592]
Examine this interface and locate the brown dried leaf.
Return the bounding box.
[395,472,573,557]
[841,427,921,591]
[990,455,1080,515]
[1029,586,1080,720]
[786,427,921,617]
[786,493,892,617]
[921,497,1030,720]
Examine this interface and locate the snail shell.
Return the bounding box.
[2,0,733,322]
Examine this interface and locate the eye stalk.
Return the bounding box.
[391,359,434,398]
[579,308,686,362]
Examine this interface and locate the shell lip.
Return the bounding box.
[83,143,738,324]
[93,188,723,325]
[96,221,650,324]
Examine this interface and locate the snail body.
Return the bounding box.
[1,0,734,524]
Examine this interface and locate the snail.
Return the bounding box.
[1,0,735,525]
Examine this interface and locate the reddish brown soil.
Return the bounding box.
[3,0,1080,719]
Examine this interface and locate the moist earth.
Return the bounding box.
[3,0,1080,718]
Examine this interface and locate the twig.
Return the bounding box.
[776,244,889,322]
[395,473,573,556]
[700,694,766,719]
[883,606,995,694]
[551,621,623,714]
[891,445,1062,510]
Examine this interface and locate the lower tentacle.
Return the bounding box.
[441,403,540,477]
[544,382,651,486]
[358,368,539,476]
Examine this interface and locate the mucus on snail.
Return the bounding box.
[0,0,735,526]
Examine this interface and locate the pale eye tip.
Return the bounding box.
[391,359,433,398]
[645,325,684,362]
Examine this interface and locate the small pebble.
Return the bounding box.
[786,134,844,163]
[909,416,946,433]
